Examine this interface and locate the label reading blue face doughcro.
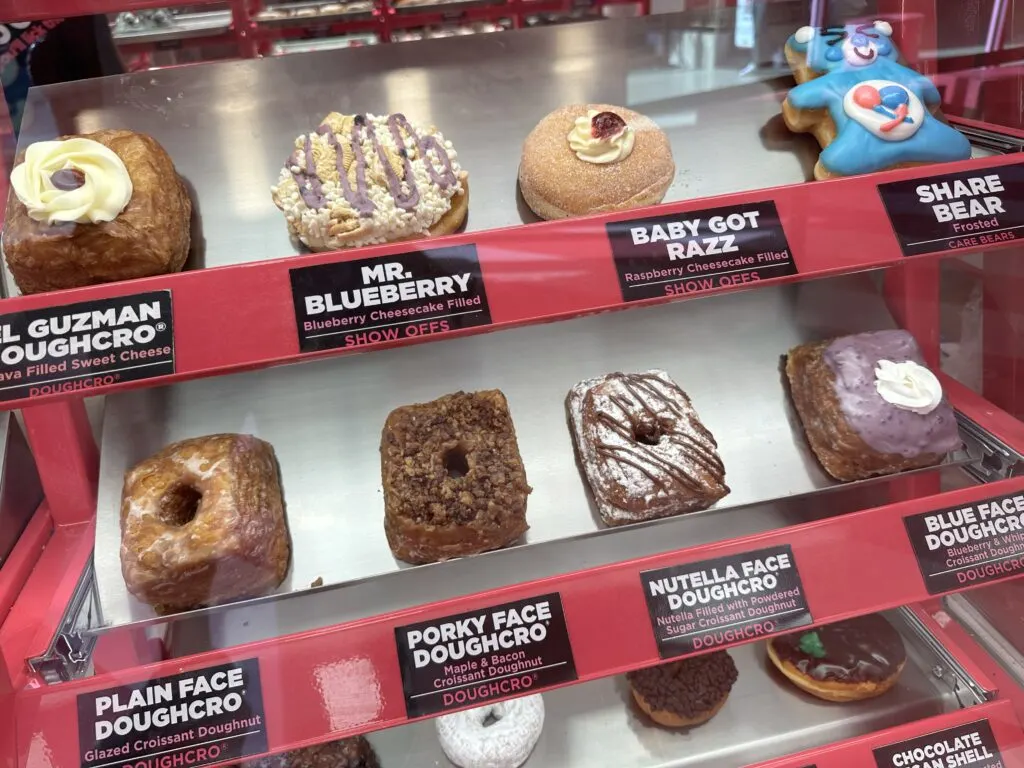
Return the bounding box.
[290,244,491,353]
[394,592,577,718]
[605,201,796,302]
[878,163,1024,257]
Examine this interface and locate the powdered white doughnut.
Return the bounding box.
[436,695,544,768]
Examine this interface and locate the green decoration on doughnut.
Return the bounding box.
[798,631,827,659]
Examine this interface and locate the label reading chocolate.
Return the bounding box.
[878,163,1024,257]
[873,719,1003,768]
[77,659,267,768]
[0,290,173,402]
[395,592,577,718]
[290,243,491,353]
[641,544,812,658]
[905,492,1024,594]
[606,201,796,302]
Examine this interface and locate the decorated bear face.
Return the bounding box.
[790,21,898,71]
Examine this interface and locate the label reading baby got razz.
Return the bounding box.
[290,243,491,353]
[394,592,577,718]
[640,544,812,659]
[904,491,1024,595]
[878,163,1024,257]
[0,290,174,402]
[605,200,796,302]
[873,719,1003,768]
[77,659,267,768]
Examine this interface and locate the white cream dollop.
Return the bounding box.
[11,137,133,225]
[874,359,943,414]
[567,109,635,164]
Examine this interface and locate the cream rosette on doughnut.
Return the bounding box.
[10,137,133,225]
[436,695,544,768]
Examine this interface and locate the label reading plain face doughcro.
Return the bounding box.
[640,544,812,659]
[605,200,796,302]
[290,244,491,353]
[394,592,577,718]
[77,659,267,768]
[873,719,1003,768]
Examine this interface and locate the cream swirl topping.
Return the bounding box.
[11,138,133,225]
[874,359,943,414]
[567,109,635,164]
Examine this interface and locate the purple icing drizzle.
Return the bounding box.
[389,113,457,190]
[822,329,961,458]
[317,122,374,217]
[291,135,326,209]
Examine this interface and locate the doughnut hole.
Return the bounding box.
[159,482,203,526]
[443,443,471,479]
[633,421,663,446]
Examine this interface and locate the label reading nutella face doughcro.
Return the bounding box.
[290,243,491,353]
[77,659,267,768]
[873,719,1003,768]
[904,492,1024,595]
[394,592,577,718]
[640,544,811,659]
[878,163,1024,257]
[0,290,173,402]
[605,201,796,302]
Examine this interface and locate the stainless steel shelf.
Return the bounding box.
[112,10,233,43]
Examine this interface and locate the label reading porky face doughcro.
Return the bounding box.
[641,544,812,659]
[395,593,577,718]
[606,200,796,302]
[873,719,1003,768]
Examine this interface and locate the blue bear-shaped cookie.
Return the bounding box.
[784,21,971,177]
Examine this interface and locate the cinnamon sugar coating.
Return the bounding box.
[567,370,729,525]
[381,390,531,564]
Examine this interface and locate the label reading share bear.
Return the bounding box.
[606,200,796,302]
[77,659,267,768]
[878,163,1024,257]
[641,544,812,659]
[395,592,577,718]
[290,243,491,353]
[904,491,1024,594]
[873,719,1003,768]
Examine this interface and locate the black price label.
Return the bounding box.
[878,163,1024,257]
[606,200,795,302]
[873,719,1003,768]
[641,544,811,658]
[395,592,577,718]
[0,290,173,401]
[904,492,1024,594]
[77,659,267,768]
[290,243,491,353]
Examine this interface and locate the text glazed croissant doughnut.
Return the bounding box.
[120,434,290,612]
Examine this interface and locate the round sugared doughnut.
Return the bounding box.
[435,695,544,768]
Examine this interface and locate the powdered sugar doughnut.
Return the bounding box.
[436,695,544,768]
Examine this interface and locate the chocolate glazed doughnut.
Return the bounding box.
[234,737,379,768]
[627,651,738,728]
[767,614,907,702]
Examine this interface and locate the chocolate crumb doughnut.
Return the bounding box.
[767,614,906,702]
[235,736,379,768]
[626,651,738,727]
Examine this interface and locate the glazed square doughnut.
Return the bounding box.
[120,434,290,612]
[566,370,729,526]
[380,390,532,564]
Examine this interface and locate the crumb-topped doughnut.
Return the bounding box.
[567,370,728,526]
[234,736,379,768]
[519,104,674,220]
[768,614,906,702]
[381,390,531,564]
[271,112,468,251]
[786,329,961,481]
[120,434,290,612]
[627,651,738,727]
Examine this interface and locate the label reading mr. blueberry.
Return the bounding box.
[873,719,1003,768]
[606,200,795,302]
[395,592,577,718]
[290,243,491,353]
[878,163,1024,257]
[904,492,1024,594]
[77,659,267,768]
[641,544,811,658]
[0,290,173,402]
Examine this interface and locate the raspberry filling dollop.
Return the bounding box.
[591,111,627,140]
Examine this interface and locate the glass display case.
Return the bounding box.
[2,2,1024,768]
